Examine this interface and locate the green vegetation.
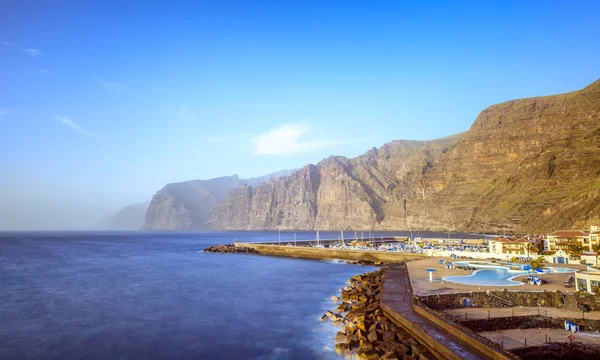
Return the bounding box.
[593,244,600,266]
[568,245,585,260]
[529,256,545,274]
[525,243,538,259]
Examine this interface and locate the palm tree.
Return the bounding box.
[568,245,585,260]
[592,244,600,267]
[524,243,539,260]
[529,256,544,274]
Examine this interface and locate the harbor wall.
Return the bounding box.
[235,243,425,262]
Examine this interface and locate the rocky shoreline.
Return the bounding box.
[322,268,433,359]
[203,244,258,254]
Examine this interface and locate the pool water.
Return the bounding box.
[442,261,576,286]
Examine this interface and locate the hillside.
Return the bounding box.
[141,170,295,230]
[207,79,600,233]
[205,135,462,230]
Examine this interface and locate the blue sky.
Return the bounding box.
[1,0,599,229]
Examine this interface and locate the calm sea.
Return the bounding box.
[0,231,377,360]
[0,230,486,359]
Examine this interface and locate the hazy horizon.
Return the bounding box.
[1,1,599,230]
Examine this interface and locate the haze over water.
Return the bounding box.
[1,231,377,360]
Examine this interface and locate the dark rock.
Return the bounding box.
[203,244,258,254]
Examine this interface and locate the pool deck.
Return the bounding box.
[407,257,586,296]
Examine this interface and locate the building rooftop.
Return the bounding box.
[548,230,589,237]
[491,237,529,243]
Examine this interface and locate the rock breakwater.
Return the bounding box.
[322,268,433,359]
[203,244,258,254]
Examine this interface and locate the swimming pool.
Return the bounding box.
[442,261,576,286]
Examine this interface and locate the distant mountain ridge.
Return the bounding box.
[141,170,295,230]
[97,202,150,230]
[206,79,600,233]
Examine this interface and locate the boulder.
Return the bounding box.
[356,321,367,332]
[368,329,378,343]
[394,343,410,357]
[336,304,349,313]
[336,331,349,344]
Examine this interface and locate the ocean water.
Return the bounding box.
[0,231,374,360]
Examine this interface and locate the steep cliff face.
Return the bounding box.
[142,170,294,230]
[406,78,600,233]
[206,136,461,230]
[208,79,600,233]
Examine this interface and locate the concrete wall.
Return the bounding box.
[582,254,599,266]
[419,291,565,310]
[236,243,426,262]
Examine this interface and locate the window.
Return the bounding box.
[591,280,600,294]
[577,278,588,293]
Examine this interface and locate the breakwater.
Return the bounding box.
[203,244,258,253]
[234,243,425,262]
[322,268,434,359]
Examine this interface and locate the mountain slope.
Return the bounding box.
[206,135,462,230]
[207,79,600,233]
[142,170,294,230]
[405,78,600,233]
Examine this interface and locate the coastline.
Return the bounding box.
[321,267,434,359]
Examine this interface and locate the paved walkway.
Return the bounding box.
[382,264,489,360]
[479,328,600,349]
[444,307,600,321]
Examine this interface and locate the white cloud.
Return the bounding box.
[95,77,129,92]
[252,122,331,156]
[2,42,10,46]
[56,115,100,139]
[24,48,41,56]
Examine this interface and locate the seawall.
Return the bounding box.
[235,243,426,262]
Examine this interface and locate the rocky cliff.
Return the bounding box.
[141,171,294,230]
[206,136,461,230]
[207,79,600,233]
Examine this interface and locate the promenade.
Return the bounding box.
[381,264,491,360]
